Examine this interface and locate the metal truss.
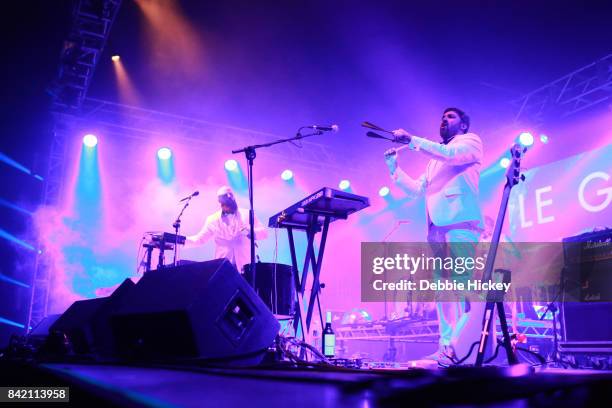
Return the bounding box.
[49,0,122,112]
[77,97,363,175]
[496,318,555,340]
[26,120,72,331]
[336,320,439,342]
[513,54,612,123]
[336,316,556,344]
[28,0,122,330]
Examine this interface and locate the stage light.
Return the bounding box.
[378,186,390,197]
[281,169,293,181]
[224,159,238,172]
[157,147,172,160]
[0,316,25,329]
[540,134,549,144]
[111,55,120,62]
[339,180,350,190]
[82,134,98,147]
[500,158,510,168]
[518,132,534,147]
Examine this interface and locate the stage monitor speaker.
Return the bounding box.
[49,278,135,355]
[111,259,280,364]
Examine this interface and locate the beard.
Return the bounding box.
[439,124,451,143]
[439,123,459,144]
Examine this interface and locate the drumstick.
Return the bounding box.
[361,121,394,134]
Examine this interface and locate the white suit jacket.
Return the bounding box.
[392,133,483,228]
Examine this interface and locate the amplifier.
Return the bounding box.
[559,229,612,353]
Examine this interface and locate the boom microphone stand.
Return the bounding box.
[381,219,410,362]
[232,127,328,287]
[172,192,197,266]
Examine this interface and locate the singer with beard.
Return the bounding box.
[384,107,489,364]
[187,186,268,271]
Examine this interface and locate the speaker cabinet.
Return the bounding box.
[112,259,280,363]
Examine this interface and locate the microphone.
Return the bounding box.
[308,124,339,132]
[179,191,199,202]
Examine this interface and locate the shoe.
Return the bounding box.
[422,345,456,363]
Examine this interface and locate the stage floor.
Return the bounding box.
[22,362,609,407]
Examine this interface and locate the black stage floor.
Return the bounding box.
[2,360,611,407]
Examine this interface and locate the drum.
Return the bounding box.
[243,263,295,318]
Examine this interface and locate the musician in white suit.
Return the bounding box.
[384,107,488,363]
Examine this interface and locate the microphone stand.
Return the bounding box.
[232,128,324,288]
[539,277,564,366]
[172,195,194,267]
[381,220,410,362]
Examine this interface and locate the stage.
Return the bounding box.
[1,2,611,407]
[2,359,610,407]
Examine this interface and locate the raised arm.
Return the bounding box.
[384,148,426,197]
[409,133,482,166]
[187,216,215,246]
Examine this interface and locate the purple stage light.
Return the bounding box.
[540,134,549,144]
[378,186,390,197]
[82,134,98,147]
[500,157,511,168]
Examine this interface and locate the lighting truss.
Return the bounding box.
[49,0,122,112]
[336,320,440,342]
[26,121,72,331]
[75,97,363,175]
[513,54,612,124]
[28,0,123,330]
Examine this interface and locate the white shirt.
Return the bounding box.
[187,208,268,271]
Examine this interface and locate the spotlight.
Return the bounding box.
[339,180,350,190]
[281,169,293,181]
[378,186,390,197]
[157,147,172,160]
[500,158,510,168]
[224,159,238,172]
[540,134,549,144]
[82,134,98,147]
[518,132,534,147]
[111,55,120,62]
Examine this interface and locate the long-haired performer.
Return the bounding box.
[187,186,268,271]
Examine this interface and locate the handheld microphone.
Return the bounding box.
[308,124,339,132]
[179,191,199,202]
